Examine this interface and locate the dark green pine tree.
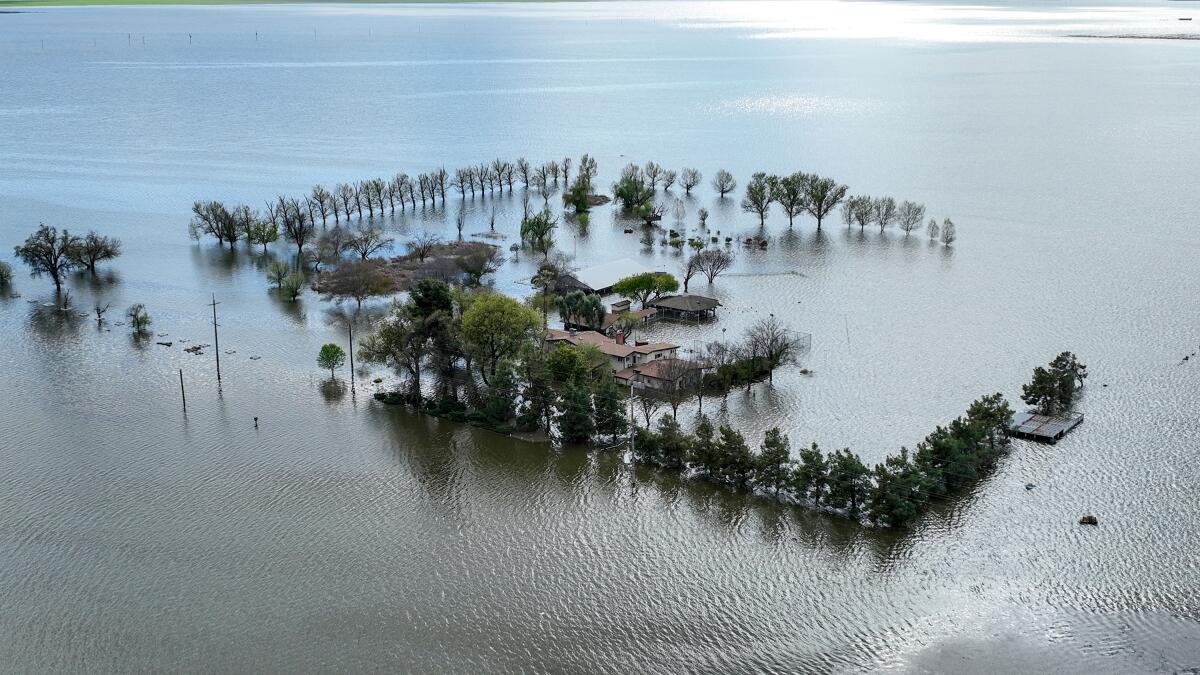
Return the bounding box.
[480,360,518,427]
[826,449,871,517]
[556,381,595,444]
[689,417,720,478]
[755,427,792,494]
[716,425,755,488]
[592,375,628,442]
[792,442,829,505]
[655,415,691,470]
[866,447,929,528]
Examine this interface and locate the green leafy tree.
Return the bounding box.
[547,343,605,386]
[768,173,808,228]
[246,218,279,253]
[755,427,792,494]
[461,293,541,384]
[267,260,290,288]
[358,302,428,400]
[280,272,306,301]
[517,344,556,433]
[741,172,773,227]
[803,175,848,231]
[611,272,679,309]
[126,303,152,335]
[556,290,605,330]
[317,343,346,379]
[520,209,558,260]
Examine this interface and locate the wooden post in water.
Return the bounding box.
[209,294,222,382]
[179,369,186,409]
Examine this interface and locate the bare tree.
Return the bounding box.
[336,184,356,221]
[456,209,466,240]
[941,218,956,245]
[897,201,926,235]
[320,259,397,308]
[644,161,664,189]
[696,249,734,284]
[747,316,804,382]
[282,198,317,256]
[453,168,471,198]
[516,158,532,188]
[712,169,737,198]
[433,167,449,202]
[928,218,940,240]
[662,169,677,191]
[406,232,441,262]
[654,358,703,419]
[311,185,333,226]
[68,231,122,274]
[872,196,898,233]
[560,156,572,186]
[547,160,561,185]
[681,253,703,293]
[635,393,664,428]
[189,201,240,248]
[93,302,111,326]
[577,154,597,188]
[680,168,702,194]
[457,247,506,285]
[348,226,394,260]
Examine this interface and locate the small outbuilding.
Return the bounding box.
[558,258,652,295]
[646,294,721,321]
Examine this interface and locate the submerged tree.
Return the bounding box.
[406,232,441,263]
[769,173,807,228]
[741,172,773,227]
[940,218,957,245]
[14,224,79,293]
[803,175,848,231]
[189,201,241,248]
[679,167,702,194]
[612,272,678,309]
[126,303,152,335]
[321,260,397,308]
[897,201,926,235]
[317,343,347,379]
[711,169,737,198]
[68,231,121,275]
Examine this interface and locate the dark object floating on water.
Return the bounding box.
[623,228,634,234]
[1079,514,1099,526]
[157,333,168,337]
[249,355,261,360]
[225,350,236,355]
[156,341,173,347]
[1180,17,1193,21]
[1025,483,1035,490]
[184,345,204,355]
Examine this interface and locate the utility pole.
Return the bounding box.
[179,369,186,409]
[628,381,635,456]
[209,294,221,382]
[347,320,355,388]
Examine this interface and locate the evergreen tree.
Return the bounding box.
[592,375,628,442]
[689,417,720,477]
[965,393,1013,456]
[826,449,870,516]
[481,360,518,427]
[656,416,691,469]
[755,427,792,494]
[792,442,829,504]
[517,347,555,433]
[632,427,661,465]
[556,381,594,444]
[716,426,755,488]
[867,447,929,528]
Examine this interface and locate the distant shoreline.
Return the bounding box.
[0,0,539,6]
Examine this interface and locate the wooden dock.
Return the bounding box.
[1008,411,1084,444]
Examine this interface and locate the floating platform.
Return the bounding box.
[1008,411,1083,444]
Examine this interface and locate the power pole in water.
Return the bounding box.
[179,369,186,409]
[347,321,355,389]
[628,381,635,456]
[209,294,221,382]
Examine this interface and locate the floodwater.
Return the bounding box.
[1,2,1199,672]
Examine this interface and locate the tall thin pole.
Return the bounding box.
[347,321,355,387]
[210,294,221,382]
[179,369,186,409]
[628,381,635,455]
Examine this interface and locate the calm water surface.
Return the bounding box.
[1,2,1199,672]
